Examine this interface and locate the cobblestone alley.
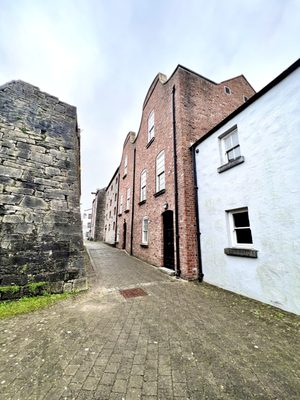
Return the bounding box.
[0,241,299,400]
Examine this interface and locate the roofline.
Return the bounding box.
[106,167,120,191]
[221,74,256,93]
[191,58,300,149]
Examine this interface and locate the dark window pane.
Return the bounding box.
[233,211,249,227]
[236,228,253,244]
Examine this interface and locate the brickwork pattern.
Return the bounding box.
[104,169,119,245]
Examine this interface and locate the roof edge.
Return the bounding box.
[191,58,300,149]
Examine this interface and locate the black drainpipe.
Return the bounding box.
[192,148,204,282]
[172,85,181,278]
[130,148,136,255]
[114,172,120,246]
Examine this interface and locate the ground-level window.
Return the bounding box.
[228,207,253,246]
[142,217,149,245]
[156,150,165,192]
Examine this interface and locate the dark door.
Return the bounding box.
[123,221,127,249]
[163,210,175,269]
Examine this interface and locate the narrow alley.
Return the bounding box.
[0,242,299,400]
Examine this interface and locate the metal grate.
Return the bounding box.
[119,287,147,299]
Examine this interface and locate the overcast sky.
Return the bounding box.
[0,0,299,210]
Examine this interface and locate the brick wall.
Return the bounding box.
[110,66,255,279]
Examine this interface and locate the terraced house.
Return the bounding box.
[105,65,255,280]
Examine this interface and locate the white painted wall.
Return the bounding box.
[195,67,300,315]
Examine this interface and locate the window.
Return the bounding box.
[140,169,147,201]
[229,208,253,246]
[156,151,165,192]
[243,95,249,102]
[119,195,123,214]
[88,213,92,219]
[220,126,241,163]
[124,155,128,176]
[87,222,91,228]
[142,217,149,245]
[109,210,111,218]
[126,188,131,210]
[148,110,154,143]
[114,207,116,215]
[224,86,231,94]
[114,193,117,202]
[110,199,112,206]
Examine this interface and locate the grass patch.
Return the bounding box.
[0,292,76,320]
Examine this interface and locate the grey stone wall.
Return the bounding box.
[91,188,106,241]
[0,80,85,296]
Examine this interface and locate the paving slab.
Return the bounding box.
[0,241,299,399]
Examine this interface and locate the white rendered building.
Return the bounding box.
[193,59,300,315]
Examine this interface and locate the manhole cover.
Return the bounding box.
[119,287,148,299]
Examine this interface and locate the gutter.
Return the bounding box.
[172,85,181,278]
[191,148,204,281]
[130,148,136,255]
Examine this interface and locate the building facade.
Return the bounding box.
[112,66,255,279]
[0,80,86,298]
[82,208,92,240]
[104,168,119,245]
[90,188,106,241]
[193,60,300,314]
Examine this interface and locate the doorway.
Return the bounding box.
[163,210,175,269]
[122,221,127,249]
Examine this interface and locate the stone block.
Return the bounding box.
[73,277,88,292]
[2,214,24,223]
[63,282,73,292]
[48,281,64,294]
[0,165,22,178]
[20,195,48,209]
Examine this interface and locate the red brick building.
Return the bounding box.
[112,65,255,280]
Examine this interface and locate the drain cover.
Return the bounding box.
[119,287,147,299]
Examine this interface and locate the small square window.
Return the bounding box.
[243,95,249,102]
[218,126,243,170]
[224,86,231,94]
[228,208,253,247]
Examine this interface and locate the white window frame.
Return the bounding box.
[119,194,123,214]
[219,125,241,165]
[124,155,128,176]
[227,207,253,248]
[148,110,155,143]
[156,150,165,192]
[126,188,130,210]
[142,216,149,245]
[140,169,147,201]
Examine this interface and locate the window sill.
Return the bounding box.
[122,174,127,179]
[224,247,258,258]
[138,200,146,206]
[124,209,129,214]
[146,137,155,148]
[218,156,245,173]
[153,189,165,198]
[140,243,148,248]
